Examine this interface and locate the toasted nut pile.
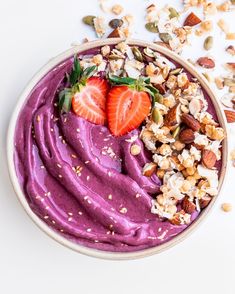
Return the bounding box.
[137,47,225,224]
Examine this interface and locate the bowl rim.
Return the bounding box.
[7,38,229,260]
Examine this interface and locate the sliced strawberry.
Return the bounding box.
[72,77,109,125]
[107,86,151,136]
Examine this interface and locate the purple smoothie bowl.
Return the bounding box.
[7,39,228,260]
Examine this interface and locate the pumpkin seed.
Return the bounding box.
[224,78,235,87]
[132,47,143,62]
[172,126,181,138]
[155,93,164,104]
[204,36,213,51]
[143,48,155,62]
[169,68,183,75]
[108,54,125,60]
[109,18,124,29]
[82,15,96,26]
[145,22,159,33]
[159,33,172,44]
[143,47,155,58]
[169,7,179,19]
[152,108,163,124]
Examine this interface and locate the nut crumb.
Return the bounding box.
[221,203,232,212]
[111,4,124,15]
[130,144,141,156]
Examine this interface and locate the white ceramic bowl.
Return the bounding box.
[7,38,228,260]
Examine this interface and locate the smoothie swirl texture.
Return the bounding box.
[14,45,222,252]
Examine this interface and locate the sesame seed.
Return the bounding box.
[45,206,49,210]
[84,196,88,200]
[78,211,83,215]
[106,231,111,235]
[108,171,112,177]
[57,163,62,168]
[60,229,64,232]
[58,174,63,178]
[108,194,112,200]
[36,115,40,122]
[119,207,127,214]
[111,231,115,235]
[50,128,54,132]
[44,192,51,197]
[68,217,73,222]
[68,212,73,216]
[158,227,162,232]
[94,240,99,243]
[62,140,66,145]
[87,200,92,204]
[35,195,40,199]
[71,154,77,158]
[85,160,90,164]
[109,224,113,229]
[87,228,92,232]
[44,215,49,219]
[40,165,45,169]
[86,176,90,181]
[40,198,45,202]
[52,220,56,224]
[64,118,67,123]
[136,193,141,198]
[50,114,54,119]
[76,128,80,133]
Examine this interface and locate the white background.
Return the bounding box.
[0,0,235,293]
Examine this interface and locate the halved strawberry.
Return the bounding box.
[72,77,109,125]
[107,85,151,136]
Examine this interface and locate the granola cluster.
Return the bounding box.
[81,1,235,124]
[136,48,225,225]
[77,40,225,225]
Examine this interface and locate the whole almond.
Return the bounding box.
[226,62,235,72]
[181,113,201,131]
[142,162,157,177]
[108,28,122,38]
[199,195,212,208]
[202,149,217,169]
[197,57,215,68]
[224,110,235,123]
[184,12,202,27]
[182,197,196,214]
[164,103,181,127]
[179,128,195,144]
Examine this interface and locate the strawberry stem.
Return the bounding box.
[108,74,159,98]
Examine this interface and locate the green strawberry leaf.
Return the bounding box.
[82,65,97,79]
[58,88,73,113]
[108,75,137,85]
[69,55,82,86]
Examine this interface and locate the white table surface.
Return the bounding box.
[1,0,235,293]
